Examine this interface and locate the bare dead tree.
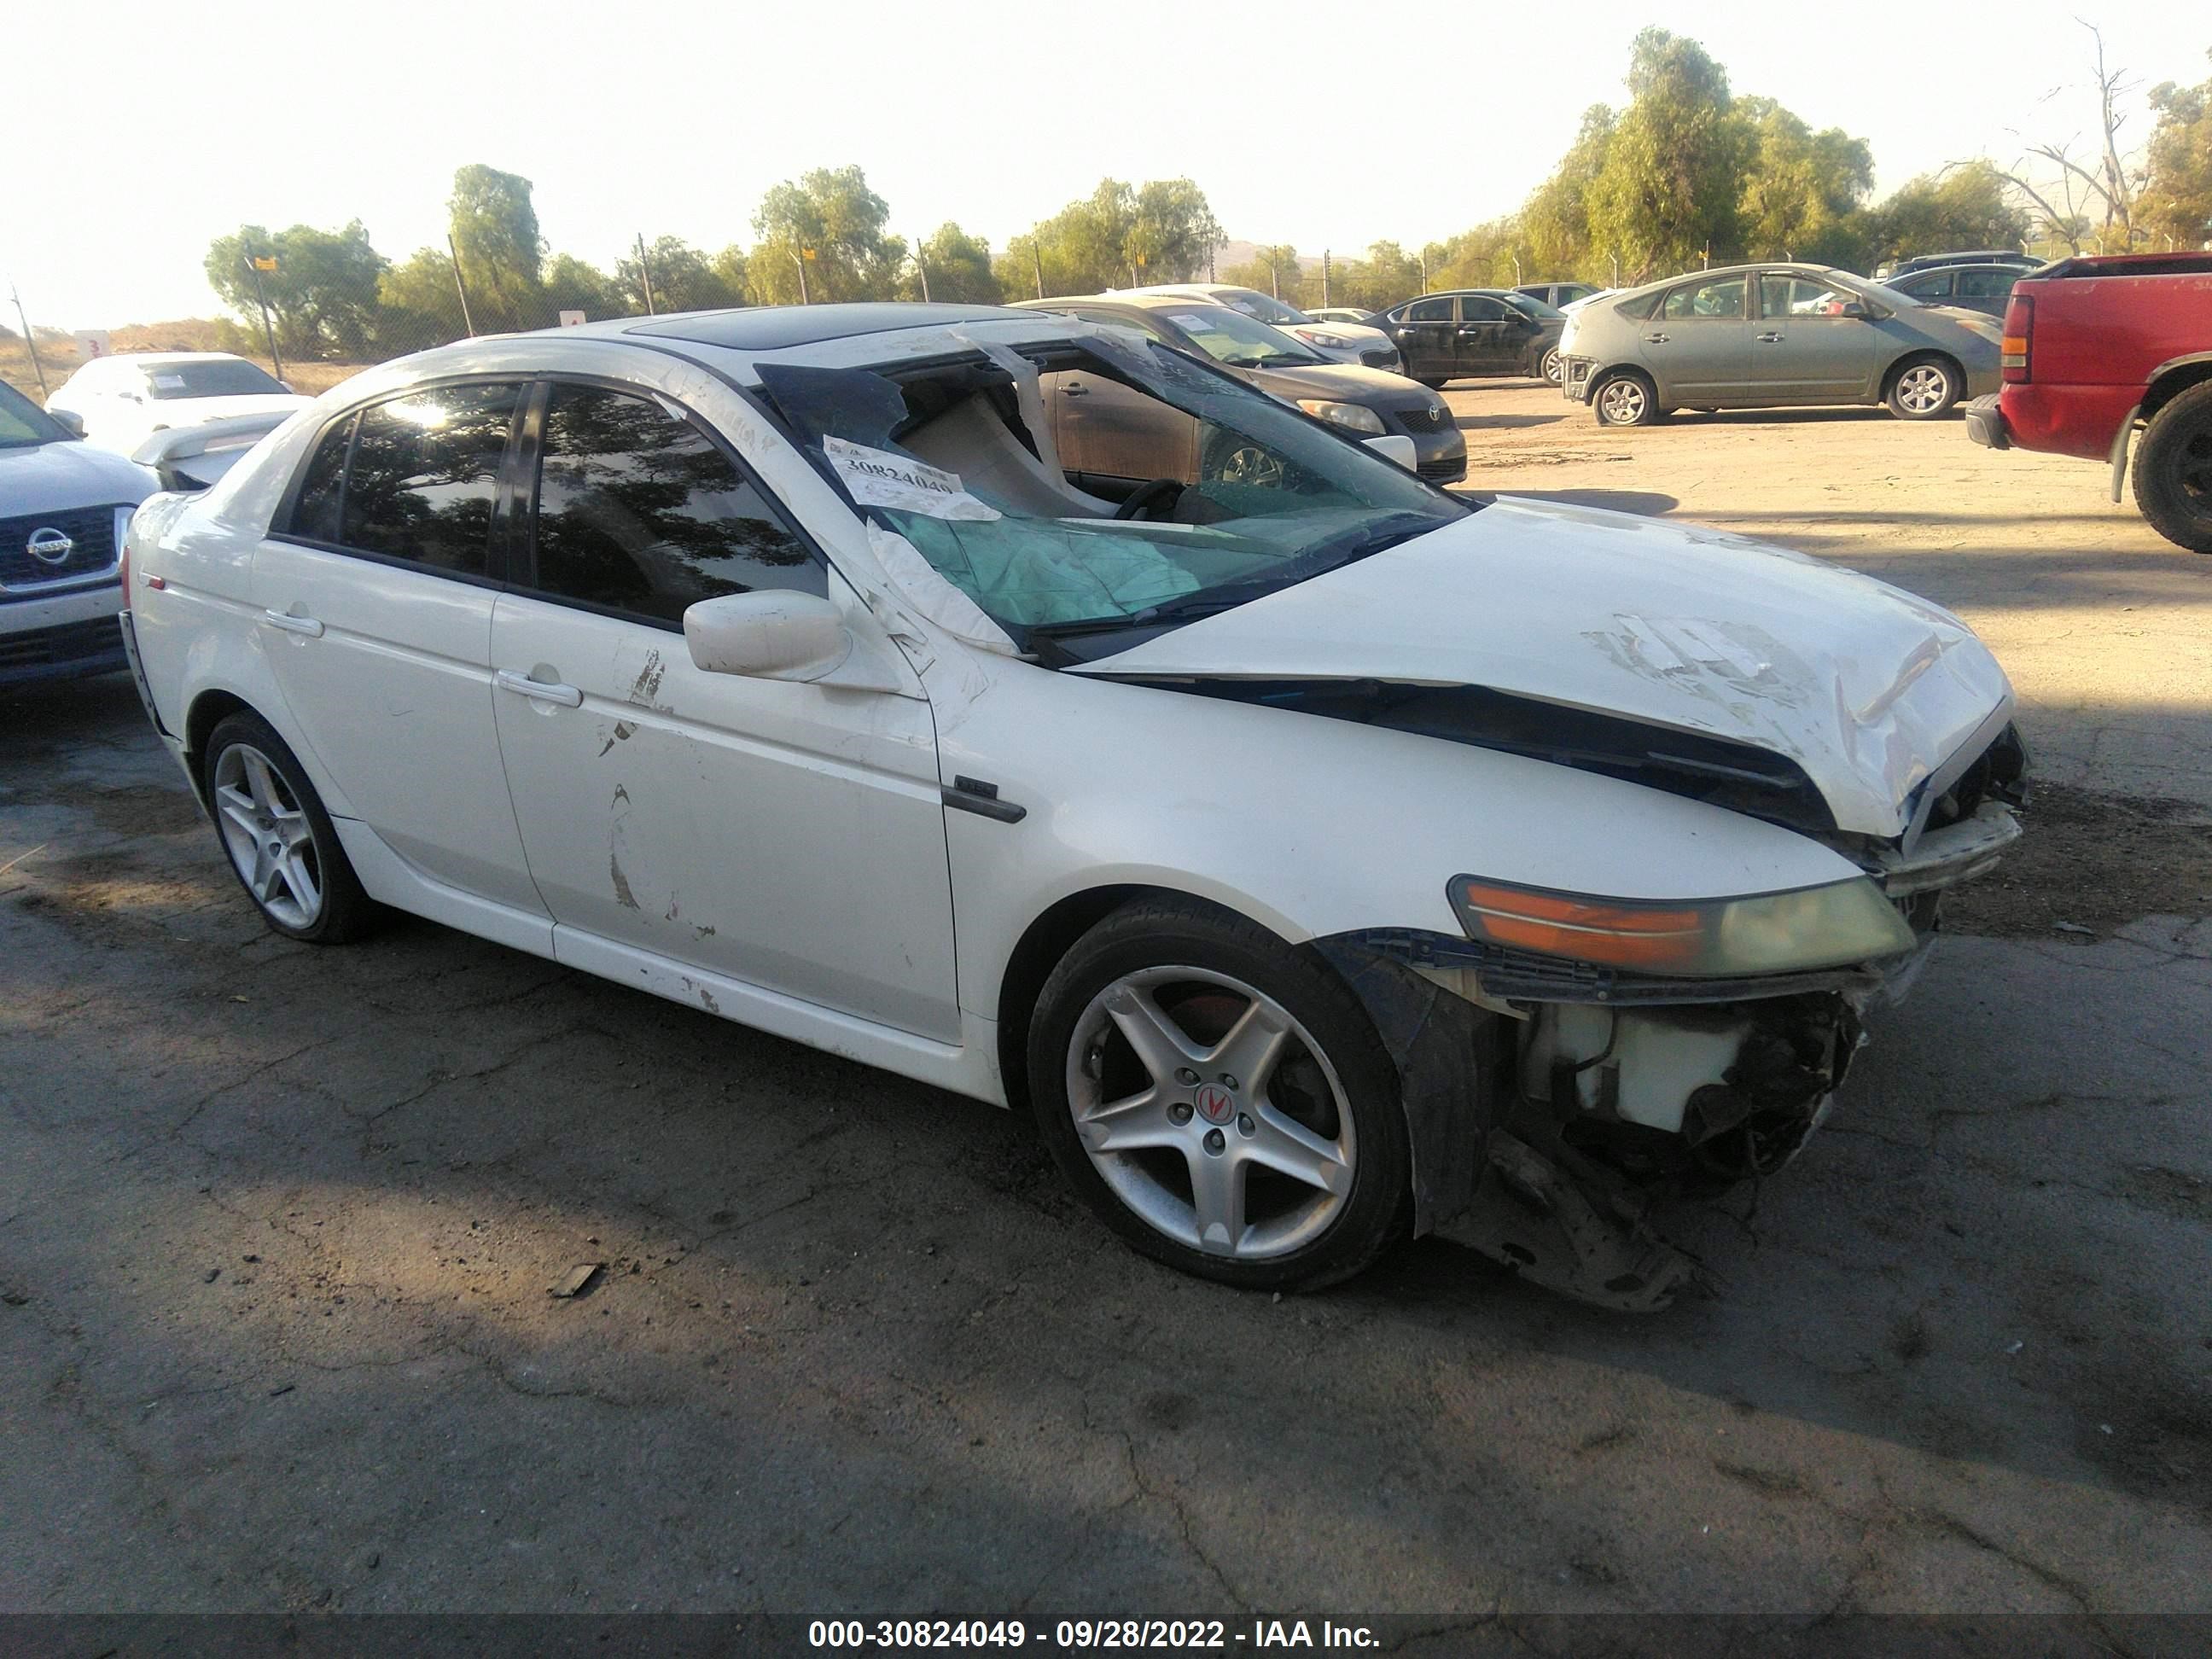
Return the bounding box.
[1993,21,2149,253]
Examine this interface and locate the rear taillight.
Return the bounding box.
[2001,292,2033,382]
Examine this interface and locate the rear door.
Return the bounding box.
[1753,274,1884,402]
[1646,275,1755,402]
[1954,267,2017,317]
[1393,296,1458,381]
[253,381,546,919]
[487,379,960,1040]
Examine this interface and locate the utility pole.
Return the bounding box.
[9,283,48,397]
[912,238,929,302]
[1418,250,1429,292]
[636,234,658,314]
[445,235,477,336]
[243,253,284,382]
[1321,249,1331,307]
[791,247,812,305]
[1267,249,1280,300]
[1032,242,1045,300]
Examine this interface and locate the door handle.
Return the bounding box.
[1755,331,1784,342]
[261,608,323,637]
[496,669,583,707]
[1062,381,1090,398]
[1644,333,1671,344]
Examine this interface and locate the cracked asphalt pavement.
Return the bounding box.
[3,396,2210,1622]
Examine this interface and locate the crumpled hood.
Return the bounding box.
[1070,497,2013,838]
[0,439,154,515]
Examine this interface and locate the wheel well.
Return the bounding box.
[182,690,253,803]
[1592,364,1655,393]
[1882,350,1962,397]
[2143,360,2212,424]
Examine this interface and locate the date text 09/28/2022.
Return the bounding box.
[806,1618,1379,1649]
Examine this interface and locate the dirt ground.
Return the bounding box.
[1,376,2209,1633]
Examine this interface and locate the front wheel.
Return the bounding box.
[2132,381,2212,554]
[1538,347,1562,385]
[1027,899,1410,1291]
[203,712,377,943]
[1886,356,1960,419]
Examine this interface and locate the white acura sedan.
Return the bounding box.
[120,303,2026,1306]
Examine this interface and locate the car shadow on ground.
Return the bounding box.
[1454,413,1565,432]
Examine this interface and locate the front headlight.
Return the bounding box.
[1291,329,1348,348]
[1296,399,1386,435]
[1447,875,1917,978]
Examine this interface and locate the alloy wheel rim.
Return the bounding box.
[213,742,323,928]
[1216,445,1287,490]
[1065,965,1355,1260]
[1599,380,1644,423]
[1542,350,1561,383]
[1898,364,1948,413]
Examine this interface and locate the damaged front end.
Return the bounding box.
[1313,727,2028,1312]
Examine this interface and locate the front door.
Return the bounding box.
[1646,275,1755,403]
[1453,295,1520,377]
[487,380,961,1041]
[1044,366,1200,486]
[1753,274,1883,402]
[253,381,545,918]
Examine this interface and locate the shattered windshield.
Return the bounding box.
[754,335,1469,661]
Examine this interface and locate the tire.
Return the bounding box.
[1200,431,1298,492]
[2132,381,2212,554]
[1026,897,1411,1292]
[1538,347,1562,385]
[1592,370,1660,427]
[202,711,378,943]
[1417,377,1450,391]
[1885,355,1961,420]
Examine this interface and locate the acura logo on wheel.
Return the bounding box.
[26,527,74,566]
[1194,1084,1235,1125]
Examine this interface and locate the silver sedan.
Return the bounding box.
[1557,264,2002,426]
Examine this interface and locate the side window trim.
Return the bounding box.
[513,374,835,634]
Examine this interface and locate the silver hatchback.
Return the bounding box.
[1557,264,2001,426]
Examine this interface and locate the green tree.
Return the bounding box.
[375,248,470,349]
[994,178,1221,296]
[1331,241,1425,310]
[1867,166,2029,267]
[1127,179,1223,282]
[1586,29,1749,281]
[1738,99,1873,261]
[618,236,746,313]
[2139,49,2212,248]
[903,224,1000,303]
[1521,104,1616,277]
[751,165,905,303]
[541,253,627,322]
[203,220,387,359]
[447,164,546,330]
[1220,245,1308,306]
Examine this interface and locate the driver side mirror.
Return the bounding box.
[684,591,851,681]
[49,408,85,438]
[1839,300,1875,320]
[1363,434,1418,470]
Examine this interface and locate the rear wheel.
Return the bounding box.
[1885,355,1960,419]
[202,712,376,943]
[1538,347,1562,385]
[2132,381,2212,554]
[1417,377,1450,391]
[1027,899,1410,1292]
[1592,371,1660,427]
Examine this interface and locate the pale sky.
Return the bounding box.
[10,0,2206,329]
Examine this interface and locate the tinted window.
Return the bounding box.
[289,414,354,542]
[0,381,70,445]
[1662,277,1747,320]
[1959,268,2016,298]
[1899,271,1952,298]
[1461,296,1511,322]
[527,383,821,623]
[143,358,287,399]
[1402,297,1453,323]
[339,384,521,575]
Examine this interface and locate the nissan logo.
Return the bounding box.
[26,527,75,566]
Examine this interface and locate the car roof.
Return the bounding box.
[618,302,1037,351]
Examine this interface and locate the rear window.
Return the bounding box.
[331,383,522,576]
[143,359,286,399]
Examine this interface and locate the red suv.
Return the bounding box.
[1964,252,2212,552]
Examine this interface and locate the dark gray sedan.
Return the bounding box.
[1556,264,2003,426]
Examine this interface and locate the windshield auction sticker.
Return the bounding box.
[823,436,1000,521]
